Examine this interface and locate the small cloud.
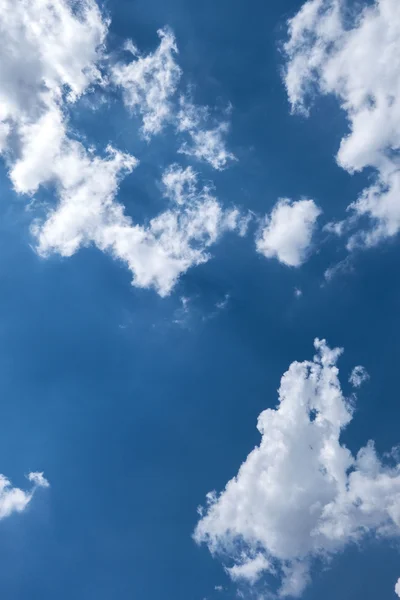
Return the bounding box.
[349,365,369,388]
[294,287,302,298]
[216,294,230,311]
[177,97,236,170]
[395,578,400,598]
[173,296,191,327]
[226,555,271,585]
[323,220,347,237]
[28,472,50,488]
[0,471,49,520]
[237,212,252,237]
[324,255,354,283]
[256,198,321,267]
[214,585,224,592]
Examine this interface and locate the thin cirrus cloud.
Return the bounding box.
[195,339,400,597]
[256,198,321,267]
[284,0,400,250]
[0,0,243,297]
[0,472,49,520]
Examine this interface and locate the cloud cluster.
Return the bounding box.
[284,0,400,248]
[256,198,321,266]
[195,339,400,597]
[0,472,49,520]
[0,0,241,297]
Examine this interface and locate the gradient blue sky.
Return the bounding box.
[0,0,400,599]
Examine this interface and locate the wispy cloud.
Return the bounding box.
[111,27,181,139]
[0,0,244,297]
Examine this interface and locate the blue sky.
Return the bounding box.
[1,0,400,599]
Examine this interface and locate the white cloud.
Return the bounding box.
[111,36,237,169]
[227,555,271,585]
[395,578,400,598]
[0,0,109,213]
[0,0,106,162]
[0,0,106,116]
[177,98,236,170]
[162,164,197,205]
[111,27,181,139]
[195,339,400,597]
[34,158,240,296]
[256,198,321,267]
[28,472,50,488]
[0,1,241,297]
[284,0,400,248]
[0,0,241,300]
[0,471,49,520]
[349,365,369,388]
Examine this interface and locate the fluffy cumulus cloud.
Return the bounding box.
[0,471,49,519]
[396,579,400,598]
[284,0,400,248]
[195,339,400,597]
[0,0,241,297]
[256,198,321,266]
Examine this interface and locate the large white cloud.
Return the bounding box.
[195,339,400,597]
[0,471,49,519]
[256,198,321,266]
[284,0,400,248]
